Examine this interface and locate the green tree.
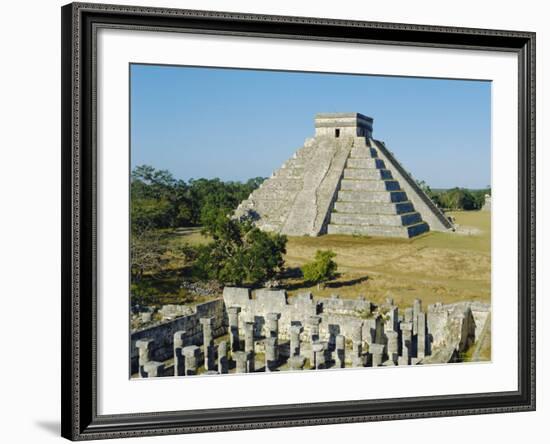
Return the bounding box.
[131,198,173,233]
[131,165,193,229]
[188,177,265,226]
[131,166,265,229]
[471,187,491,209]
[438,187,477,210]
[188,211,287,286]
[416,179,442,208]
[301,250,338,290]
[130,228,169,282]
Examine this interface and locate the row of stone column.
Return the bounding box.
[136,316,227,378]
[227,308,372,371]
[136,314,257,377]
[136,301,429,377]
[173,317,231,376]
[384,299,427,365]
[289,320,369,370]
[135,338,164,377]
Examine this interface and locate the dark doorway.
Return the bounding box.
[335,129,340,138]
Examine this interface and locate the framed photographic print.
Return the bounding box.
[61,2,536,440]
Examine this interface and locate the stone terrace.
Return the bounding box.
[235,113,453,238]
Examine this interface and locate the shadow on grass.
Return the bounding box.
[282,281,313,291]
[280,267,303,279]
[281,273,369,292]
[326,275,369,289]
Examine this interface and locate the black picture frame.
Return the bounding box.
[61,2,536,440]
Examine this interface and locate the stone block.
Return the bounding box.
[288,355,306,371]
[143,361,164,378]
[233,351,249,374]
[182,345,200,376]
[223,287,251,306]
[369,343,385,367]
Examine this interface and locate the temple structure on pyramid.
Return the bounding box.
[235,113,453,238]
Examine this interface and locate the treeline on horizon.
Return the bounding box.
[416,180,490,211]
[131,165,491,234]
[131,165,265,233]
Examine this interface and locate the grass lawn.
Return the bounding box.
[281,210,491,308]
[140,210,490,310]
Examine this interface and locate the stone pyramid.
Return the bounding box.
[235,113,453,238]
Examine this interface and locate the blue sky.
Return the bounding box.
[130,64,491,189]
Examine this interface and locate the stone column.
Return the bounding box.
[307,315,322,343]
[140,311,152,323]
[413,299,422,334]
[200,317,215,371]
[244,321,255,352]
[243,321,255,372]
[369,344,384,367]
[247,351,255,373]
[328,324,340,350]
[387,306,399,332]
[182,345,199,375]
[227,306,241,352]
[173,330,187,377]
[136,338,154,378]
[351,322,364,367]
[217,341,228,374]
[417,312,426,359]
[404,307,414,323]
[373,314,383,344]
[334,334,345,368]
[288,355,306,371]
[312,342,325,370]
[385,330,399,364]
[143,361,164,378]
[307,316,322,363]
[400,322,413,365]
[265,313,280,339]
[233,351,249,373]
[174,330,186,349]
[289,324,303,357]
[265,337,278,372]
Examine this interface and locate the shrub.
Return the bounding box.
[301,250,338,289]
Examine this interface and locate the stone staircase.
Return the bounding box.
[235,142,316,233]
[327,143,429,238]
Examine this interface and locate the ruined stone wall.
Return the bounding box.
[222,287,373,342]
[130,299,226,374]
[133,289,491,377]
[426,301,489,353]
[482,195,492,211]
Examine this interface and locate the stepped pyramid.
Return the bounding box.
[235,113,453,237]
